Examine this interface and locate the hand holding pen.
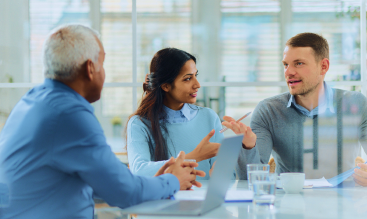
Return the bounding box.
[221,112,257,149]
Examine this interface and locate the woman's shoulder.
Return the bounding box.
[128,115,140,124]
[128,115,148,128]
[189,104,219,119]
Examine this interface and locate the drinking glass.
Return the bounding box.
[247,164,270,190]
[252,173,277,207]
[184,159,197,169]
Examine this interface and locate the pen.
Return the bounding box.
[220,112,252,133]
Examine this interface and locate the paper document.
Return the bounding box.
[304,177,333,188]
[174,189,253,202]
[277,177,333,189]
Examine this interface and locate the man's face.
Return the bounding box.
[282,46,324,96]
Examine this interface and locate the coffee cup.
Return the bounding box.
[280,173,305,194]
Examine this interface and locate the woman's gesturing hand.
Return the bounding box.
[186,129,220,163]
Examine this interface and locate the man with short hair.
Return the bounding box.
[225,33,367,186]
[0,24,204,218]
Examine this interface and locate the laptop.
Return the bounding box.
[120,135,243,216]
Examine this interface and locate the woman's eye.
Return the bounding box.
[184,77,191,81]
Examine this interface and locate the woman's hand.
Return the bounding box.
[222,116,257,149]
[186,129,220,162]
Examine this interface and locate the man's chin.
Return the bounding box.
[288,87,299,96]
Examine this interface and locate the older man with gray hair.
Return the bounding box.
[0,24,203,219]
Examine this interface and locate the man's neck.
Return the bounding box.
[295,82,325,112]
[59,78,91,103]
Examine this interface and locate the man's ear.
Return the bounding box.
[85,59,94,81]
[161,83,171,92]
[320,58,329,76]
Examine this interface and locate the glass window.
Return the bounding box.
[29,0,91,83]
[292,0,361,82]
[136,0,192,81]
[101,0,132,83]
[221,0,281,82]
[0,89,30,133]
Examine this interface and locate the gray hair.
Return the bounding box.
[43,24,101,81]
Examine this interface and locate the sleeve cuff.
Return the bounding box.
[242,143,256,150]
[160,173,180,194]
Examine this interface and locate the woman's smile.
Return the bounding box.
[190,92,198,97]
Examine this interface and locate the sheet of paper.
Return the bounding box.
[277,177,333,189]
[304,177,333,188]
[174,189,253,202]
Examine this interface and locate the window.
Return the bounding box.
[1,0,366,155]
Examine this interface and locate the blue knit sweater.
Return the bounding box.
[127,106,224,179]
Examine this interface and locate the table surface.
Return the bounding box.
[95,180,367,219]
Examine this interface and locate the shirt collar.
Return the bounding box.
[287,81,335,114]
[163,103,191,121]
[43,78,94,113]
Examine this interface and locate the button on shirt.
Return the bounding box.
[0,79,179,219]
[287,82,335,117]
[163,103,198,123]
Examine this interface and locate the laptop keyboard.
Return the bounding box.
[160,200,203,212]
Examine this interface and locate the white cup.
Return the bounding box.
[280,173,305,194]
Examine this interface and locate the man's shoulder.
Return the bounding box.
[333,88,367,103]
[333,88,365,97]
[258,92,291,108]
[29,84,92,115]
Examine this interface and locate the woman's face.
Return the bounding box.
[162,59,200,110]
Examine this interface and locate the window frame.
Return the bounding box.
[0,0,365,112]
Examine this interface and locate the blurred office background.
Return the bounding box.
[0,0,366,158]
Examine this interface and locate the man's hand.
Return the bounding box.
[164,151,205,190]
[186,130,220,162]
[181,160,206,188]
[222,116,257,149]
[353,163,367,187]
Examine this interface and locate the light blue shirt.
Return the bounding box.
[127,104,224,179]
[163,103,198,123]
[287,82,335,117]
[0,79,179,219]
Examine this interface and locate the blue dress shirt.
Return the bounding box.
[0,79,179,219]
[287,82,335,117]
[163,103,198,123]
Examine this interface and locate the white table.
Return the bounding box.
[95,180,367,219]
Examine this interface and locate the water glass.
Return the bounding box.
[252,173,277,206]
[247,164,270,190]
[184,159,197,169]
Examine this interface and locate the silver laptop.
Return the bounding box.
[120,135,243,216]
